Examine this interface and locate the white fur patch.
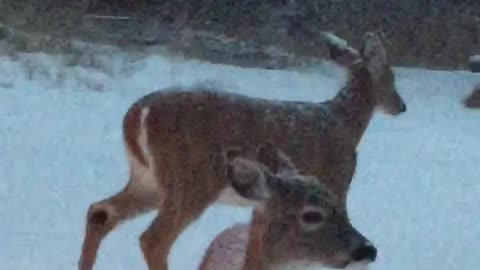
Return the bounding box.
[138,107,151,159]
[125,106,158,193]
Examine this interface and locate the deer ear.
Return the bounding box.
[275,149,300,177]
[256,143,299,178]
[360,32,388,78]
[320,31,360,66]
[226,155,275,201]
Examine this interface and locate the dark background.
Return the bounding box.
[1,0,479,70]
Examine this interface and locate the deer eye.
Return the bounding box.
[301,211,324,224]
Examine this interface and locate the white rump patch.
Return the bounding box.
[125,106,159,194]
[138,107,151,160]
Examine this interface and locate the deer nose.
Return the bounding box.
[351,243,377,262]
[399,103,407,113]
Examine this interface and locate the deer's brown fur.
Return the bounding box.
[79,32,406,270]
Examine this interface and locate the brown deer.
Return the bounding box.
[464,84,480,109]
[79,31,406,270]
[200,145,377,270]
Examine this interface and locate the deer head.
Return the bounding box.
[224,144,377,269]
[322,31,407,116]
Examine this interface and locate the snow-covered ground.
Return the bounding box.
[0,50,479,270]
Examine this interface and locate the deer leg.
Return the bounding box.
[79,182,158,270]
[139,195,202,270]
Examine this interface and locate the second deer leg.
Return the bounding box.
[139,196,204,270]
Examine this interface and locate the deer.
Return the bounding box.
[464,84,480,109]
[79,31,406,270]
[200,144,377,270]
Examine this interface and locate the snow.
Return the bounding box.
[0,49,479,270]
[469,54,480,63]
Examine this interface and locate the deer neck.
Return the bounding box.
[330,63,376,147]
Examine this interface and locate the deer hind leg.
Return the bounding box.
[79,178,159,270]
[79,133,161,270]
